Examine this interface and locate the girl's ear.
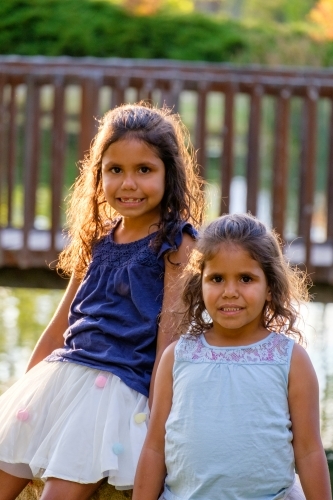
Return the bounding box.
[266,288,272,302]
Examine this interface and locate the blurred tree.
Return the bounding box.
[309,0,333,39]
[123,0,162,15]
[192,0,317,22]
[108,0,194,14]
[193,0,224,13]
[164,0,194,12]
[282,0,317,22]
[106,0,317,21]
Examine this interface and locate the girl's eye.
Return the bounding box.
[240,275,252,283]
[212,276,223,283]
[139,166,150,173]
[110,167,122,174]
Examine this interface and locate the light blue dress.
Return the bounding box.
[163,332,296,500]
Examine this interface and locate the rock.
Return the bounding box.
[16,480,132,499]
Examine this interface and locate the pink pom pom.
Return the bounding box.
[95,375,107,388]
[16,409,29,421]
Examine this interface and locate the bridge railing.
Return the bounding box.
[1,56,333,283]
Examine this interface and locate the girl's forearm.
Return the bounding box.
[26,330,65,370]
[297,448,332,500]
[133,447,166,500]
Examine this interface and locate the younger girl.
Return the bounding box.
[0,103,204,500]
[133,213,332,500]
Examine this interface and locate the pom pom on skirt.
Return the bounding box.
[0,361,149,490]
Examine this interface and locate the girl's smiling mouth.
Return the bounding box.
[219,305,244,313]
[221,307,242,311]
[119,197,144,203]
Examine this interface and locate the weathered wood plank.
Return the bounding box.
[272,89,290,238]
[246,84,263,216]
[220,84,235,214]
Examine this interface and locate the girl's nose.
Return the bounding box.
[222,283,239,298]
[121,174,137,190]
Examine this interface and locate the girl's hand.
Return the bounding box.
[133,342,175,500]
[149,232,195,408]
[26,274,81,371]
[289,344,332,500]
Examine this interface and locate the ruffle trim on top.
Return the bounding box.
[156,222,197,264]
[0,361,149,489]
[91,220,197,271]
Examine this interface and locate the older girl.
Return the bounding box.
[0,103,204,500]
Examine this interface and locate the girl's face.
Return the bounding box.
[101,138,165,225]
[202,243,271,345]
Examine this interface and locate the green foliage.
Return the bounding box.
[0,0,246,61]
[239,0,316,23]
[128,13,246,61]
[323,42,333,66]
[0,0,331,66]
[280,0,316,23]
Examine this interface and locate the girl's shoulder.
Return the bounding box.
[156,221,197,261]
[174,221,198,241]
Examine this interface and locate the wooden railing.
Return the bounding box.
[1,56,333,283]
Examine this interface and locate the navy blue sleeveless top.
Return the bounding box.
[47,220,197,397]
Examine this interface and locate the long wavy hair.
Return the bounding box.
[57,102,205,278]
[180,213,310,344]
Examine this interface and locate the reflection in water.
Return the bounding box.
[302,302,333,449]
[0,287,63,393]
[0,287,332,449]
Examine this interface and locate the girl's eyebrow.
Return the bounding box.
[203,271,221,278]
[236,271,262,278]
[101,159,119,167]
[136,161,159,167]
[102,160,158,168]
[203,270,261,278]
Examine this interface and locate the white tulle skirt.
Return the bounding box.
[0,360,149,490]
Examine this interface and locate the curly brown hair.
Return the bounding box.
[180,213,310,344]
[57,102,205,278]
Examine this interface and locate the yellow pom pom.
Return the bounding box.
[134,413,147,424]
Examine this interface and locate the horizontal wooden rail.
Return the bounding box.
[0,56,333,284]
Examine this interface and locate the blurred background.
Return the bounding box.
[0,0,333,480]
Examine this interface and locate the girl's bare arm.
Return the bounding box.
[133,343,175,500]
[26,274,81,371]
[288,343,332,500]
[148,232,195,407]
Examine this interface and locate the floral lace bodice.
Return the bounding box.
[175,332,293,365]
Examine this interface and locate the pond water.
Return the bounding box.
[0,287,332,451]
